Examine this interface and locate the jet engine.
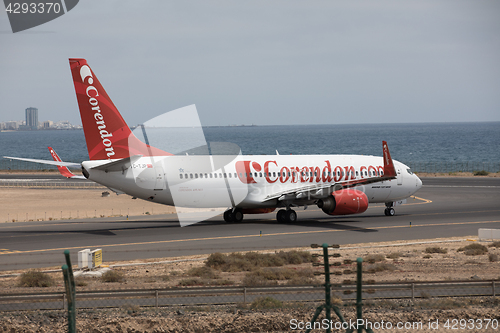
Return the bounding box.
[317,189,369,215]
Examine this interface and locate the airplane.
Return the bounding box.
[4,58,422,225]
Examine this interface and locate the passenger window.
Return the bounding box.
[180,174,183,179]
[356,171,358,177]
[239,173,243,177]
[259,173,262,177]
[273,172,276,177]
[224,173,227,178]
[219,173,222,178]
[214,173,217,178]
[228,173,232,178]
[195,174,198,178]
[210,173,213,178]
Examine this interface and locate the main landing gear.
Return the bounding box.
[384,202,395,216]
[223,209,243,223]
[276,209,297,223]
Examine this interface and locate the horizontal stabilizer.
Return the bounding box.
[3,156,81,168]
[91,155,142,173]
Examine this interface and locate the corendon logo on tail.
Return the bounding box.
[80,65,115,158]
[236,160,384,184]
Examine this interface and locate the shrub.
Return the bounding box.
[473,170,489,176]
[101,270,125,283]
[425,247,448,254]
[423,254,432,259]
[488,241,500,248]
[178,278,203,286]
[242,274,277,286]
[18,270,54,287]
[206,252,284,272]
[457,243,488,256]
[364,263,396,274]
[276,250,314,265]
[364,254,385,264]
[208,279,234,286]
[386,252,401,260]
[75,277,88,287]
[286,276,320,286]
[250,297,283,309]
[187,266,220,279]
[488,254,498,262]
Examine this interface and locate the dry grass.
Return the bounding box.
[205,250,314,272]
[18,270,54,288]
[457,243,489,256]
[101,270,125,283]
[363,254,386,264]
[425,247,448,254]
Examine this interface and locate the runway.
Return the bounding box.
[0,177,499,271]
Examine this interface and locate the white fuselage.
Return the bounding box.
[83,154,422,210]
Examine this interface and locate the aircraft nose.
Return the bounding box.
[415,176,422,190]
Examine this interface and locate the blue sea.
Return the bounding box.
[1,122,499,172]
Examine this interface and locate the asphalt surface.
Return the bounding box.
[0,177,499,271]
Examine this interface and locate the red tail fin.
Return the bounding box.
[48,147,76,178]
[69,59,171,160]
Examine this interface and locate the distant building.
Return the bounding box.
[43,120,53,129]
[25,107,38,130]
[4,121,19,130]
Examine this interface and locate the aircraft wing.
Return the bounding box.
[3,156,81,168]
[262,141,397,202]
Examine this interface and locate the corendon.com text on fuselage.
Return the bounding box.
[235,160,384,184]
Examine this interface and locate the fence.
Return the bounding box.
[1,280,498,312]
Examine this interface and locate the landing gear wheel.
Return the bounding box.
[233,210,244,222]
[384,208,395,216]
[277,209,287,223]
[223,210,234,223]
[286,210,297,223]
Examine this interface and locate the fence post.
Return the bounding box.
[155,290,159,308]
[493,281,496,297]
[243,287,247,305]
[62,250,76,333]
[411,283,415,301]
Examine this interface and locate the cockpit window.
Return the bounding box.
[407,168,413,175]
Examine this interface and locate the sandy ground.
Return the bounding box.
[0,187,177,223]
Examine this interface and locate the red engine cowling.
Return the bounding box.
[317,189,369,215]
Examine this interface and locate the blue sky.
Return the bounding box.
[1,1,499,126]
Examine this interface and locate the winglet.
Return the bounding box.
[48,147,79,178]
[382,141,396,178]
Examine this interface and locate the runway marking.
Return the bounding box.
[2,219,500,256]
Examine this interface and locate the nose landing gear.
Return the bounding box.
[384,207,395,216]
[384,202,395,216]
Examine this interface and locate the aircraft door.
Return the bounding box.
[396,166,403,185]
